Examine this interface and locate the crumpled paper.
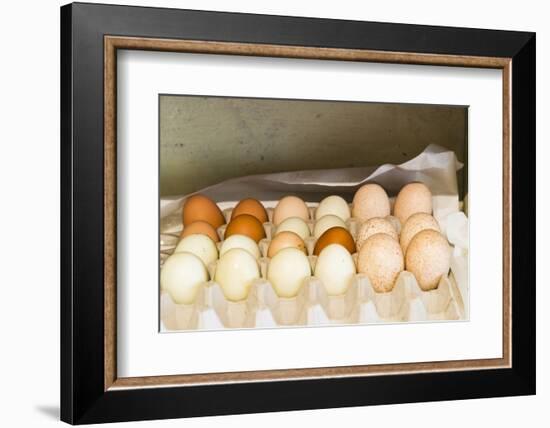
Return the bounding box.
[161,143,463,230]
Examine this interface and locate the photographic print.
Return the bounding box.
[159,95,469,331]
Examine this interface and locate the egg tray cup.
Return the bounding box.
[160,200,466,331]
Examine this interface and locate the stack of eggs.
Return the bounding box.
[161,182,453,317]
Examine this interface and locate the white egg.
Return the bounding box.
[174,234,218,267]
[313,214,348,239]
[219,234,261,260]
[160,252,208,304]
[315,195,351,221]
[275,216,311,240]
[314,244,356,295]
[267,247,311,298]
[214,248,260,301]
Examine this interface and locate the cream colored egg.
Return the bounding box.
[356,217,398,250]
[219,234,261,260]
[314,244,356,296]
[393,182,432,225]
[352,183,391,222]
[400,213,440,254]
[174,234,218,267]
[267,247,311,298]
[357,233,404,293]
[315,195,351,221]
[272,196,310,226]
[405,229,451,291]
[275,216,311,240]
[214,248,260,301]
[160,252,208,304]
[313,214,347,240]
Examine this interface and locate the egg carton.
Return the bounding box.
[160,198,468,330]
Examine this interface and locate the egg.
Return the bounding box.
[272,196,310,226]
[393,182,432,225]
[267,231,306,258]
[315,195,351,221]
[400,213,440,254]
[314,244,356,296]
[161,252,208,304]
[356,217,398,250]
[313,214,348,239]
[224,214,266,243]
[219,234,261,260]
[231,198,268,223]
[405,229,451,291]
[182,194,225,229]
[357,233,404,292]
[352,183,390,222]
[214,248,260,301]
[174,234,218,267]
[267,247,311,298]
[180,220,220,243]
[275,216,311,240]
[313,226,356,256]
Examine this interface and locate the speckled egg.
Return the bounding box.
[357,233,404,293]
[356,217,398,250]
[400,212,441,254]
[393,182,432,225]
[352,183,391,222]
[405,229,451,291]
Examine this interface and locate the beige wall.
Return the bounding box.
[160,95,467,197]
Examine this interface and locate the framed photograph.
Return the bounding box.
[60,2,536,424]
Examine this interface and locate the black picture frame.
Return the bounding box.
[61,2,535,424]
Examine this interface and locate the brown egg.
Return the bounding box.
[267,231,306,258]
[182,194,225,229]
[224,214,266,243]
[180,220,220,243]
[273,196,310,226]
[393,182,432,225]
[231,198,268,223]
[313,226,356,256]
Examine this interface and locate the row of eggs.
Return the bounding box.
[161,182,452,305]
